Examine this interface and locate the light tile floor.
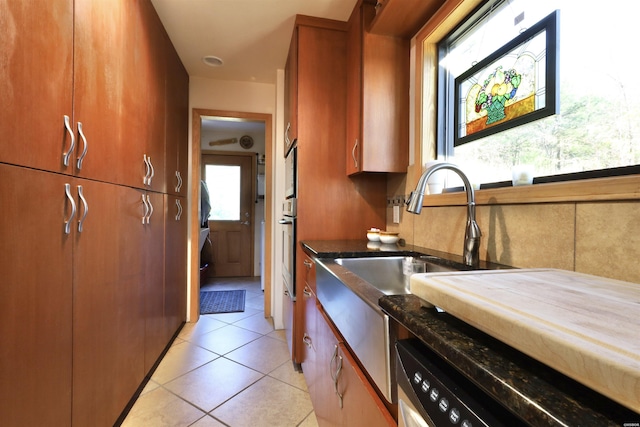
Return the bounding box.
[122,277,318,427]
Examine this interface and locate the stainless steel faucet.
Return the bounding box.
[406,162,481,267]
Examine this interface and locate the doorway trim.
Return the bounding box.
[190,108,273,322]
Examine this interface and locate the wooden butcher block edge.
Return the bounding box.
[409,268,640,412]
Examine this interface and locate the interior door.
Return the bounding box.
[202,153,254,277]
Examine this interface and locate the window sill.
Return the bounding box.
[421,174,640,207]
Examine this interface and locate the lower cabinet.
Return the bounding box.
[72,180,147,426]
[0,163,186,426]
[0,165,73,427]
[302,283,395,427]
[164,195,187,342]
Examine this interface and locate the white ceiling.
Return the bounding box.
[151,0,358,85]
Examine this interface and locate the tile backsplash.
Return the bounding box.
[390,198,640,285]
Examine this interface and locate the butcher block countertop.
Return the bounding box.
[409,269,640,413]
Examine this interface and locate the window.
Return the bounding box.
[204,164,240,220]
[435,0,640,188]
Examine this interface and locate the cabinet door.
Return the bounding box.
[345,2,409,175]
[0,165,73,426]
[284,26,298,154]
[0,1,73,174]
[144,192,166,372]
[346,5,363,175]
[338,343,397,427]
[72,180,146,427]
[137,0,168,194]
[75,0,165,189]
[165,195,187,340]
[165,32,190,196]
[300,284,317,376]
[313,308,345,427]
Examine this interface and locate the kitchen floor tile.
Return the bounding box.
[299,412,320,427]
[121,387,204,427]
[124,277,317,426]
[178,316,228,341]
[189,415,227,427]
[188,324,262,355]
[268,360,308,392]
[233,311,275,335]
[225,335,291,374]
[267,329,287,342]
[210,376,313,427]
[203,306,261,324]
[163,357,262,412]
[151,341,218,385]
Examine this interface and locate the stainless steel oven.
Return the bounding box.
[280,198,296,299]
[280,143,297,300]
[396,339,526,427]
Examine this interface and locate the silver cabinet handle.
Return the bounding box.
[64,183,76,234]
[330,344,344,408]
[63,115,75,167]
[303,286,312,297]
[143,155,150,185]
[141,194,149,224]
[77,185,88,232]
[302,333,312,349]
[76,122,88,170]
[351,138,359,169]
[175,198,182,221]
[285,122,291,147]
[303,259,313,269]
[175,171,182,192]
[146,194,153,224]
[147,156,154,186]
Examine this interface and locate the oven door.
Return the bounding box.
[280,215,295,300]
[279,198,297,300]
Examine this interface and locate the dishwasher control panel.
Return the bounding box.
[396,340,525,427]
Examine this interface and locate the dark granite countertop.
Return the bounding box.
[301,240,640,426]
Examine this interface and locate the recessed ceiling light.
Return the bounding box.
[202,55,223,67]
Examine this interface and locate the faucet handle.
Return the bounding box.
[405,191,414,206]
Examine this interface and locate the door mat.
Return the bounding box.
[200,290,246,314]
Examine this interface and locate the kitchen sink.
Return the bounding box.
[314,254,464,403]
[334,256,457,295]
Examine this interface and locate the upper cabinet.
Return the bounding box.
[1,0,176,192]
[74,0,167,191]
[164,31,190,196]
[284,28,298,156]
[368,0,447,38]
[346,2,410,175]
[0,0,74,174]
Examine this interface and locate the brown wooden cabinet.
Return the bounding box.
[72,181,147,427]
[346,2,410,175]
[283,26,298,155]
[0,165,74,427]
[0,0,74,175]
[301,270,396,427]
[165,32,190,197]
[1,1,188,426]
[74,0,167,191]
[368,0,446,38]
[164,195,188,341]
[286,15,388,366]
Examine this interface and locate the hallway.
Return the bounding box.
[122,277,318,426]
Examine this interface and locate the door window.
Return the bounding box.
[204,164,240,221]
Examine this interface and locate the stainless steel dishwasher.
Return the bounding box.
[396,339,527,427]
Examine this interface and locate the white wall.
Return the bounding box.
[187,76,285,327]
